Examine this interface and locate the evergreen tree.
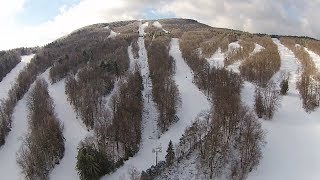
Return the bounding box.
[165,140,175,166]
[280,79,289,95]
[76,145,113,180]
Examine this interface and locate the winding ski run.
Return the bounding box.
[248,39,320,180]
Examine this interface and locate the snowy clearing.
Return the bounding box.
[248,39,320,180]
[228,41,241,50]
[104,26,119,38]
[107,30,119,39]
[206,48,225,68]
[0,54,34,100]
[304,48,320,71]
[152,21,169,33]
[252,43,264,54]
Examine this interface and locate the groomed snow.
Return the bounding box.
[206,48,225,68]
[304,48,320,71]
[0,54,34,100]
[248,39,320,180]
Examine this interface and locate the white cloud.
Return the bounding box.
[0,0,319,50]
[0,0,155,50]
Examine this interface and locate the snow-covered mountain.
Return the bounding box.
[0,19,320,180]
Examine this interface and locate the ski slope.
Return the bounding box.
[0,67,45,180]
[38,70,88,180]
[248,39,320,180]
[0,54,34,100]
[102,21,160,179]
[102,24,210,179]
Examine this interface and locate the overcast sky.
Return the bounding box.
[0,0,319,50]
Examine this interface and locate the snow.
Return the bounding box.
[248,39,320,180]
[241,81,256,109]
[206,48,225,68]
[38,70,88,180]
[0,92,29,180]
[0,67,45,180]
[228,41,241,50]
[152,21,163,29]
[304,47,320,71]
[155,152,202,180]
[0,54,34,100]
[226,61,241,73]
[152,21,169,33]
[252,43,264,54]
[104,26,119,38]
[270,39,301,84]
[107,30,119,39]
[138,22,149,36]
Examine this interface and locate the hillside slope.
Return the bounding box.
[0,19,319,180]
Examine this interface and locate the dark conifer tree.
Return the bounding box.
[165,140,175,166]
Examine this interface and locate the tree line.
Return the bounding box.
[75,68,144,180]
[0,47,37,82]
[240,36,281,87]
[174,68,265,180]
[146,34,181,133]
[17,79,64,180]
[0,24,133,147]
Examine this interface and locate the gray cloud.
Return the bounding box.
[159,0,320,39]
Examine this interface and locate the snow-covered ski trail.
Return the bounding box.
[0,67,45,180]
[0,54,34,100]
[270,38,301,85]
[102,21,161,180]
[248,39,320,180]
[103,24,210,180]
[35,70,88,180]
